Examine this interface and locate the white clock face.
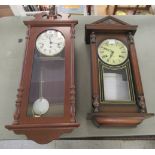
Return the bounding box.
[36,30,65,56]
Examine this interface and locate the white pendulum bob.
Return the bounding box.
[32,68,49,116]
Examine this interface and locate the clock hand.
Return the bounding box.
[104,47,115,53]
[49,36,58,44]
[107,51,114,62]
[49,38,59,45]
[109,51,114,58]
[49,37,53,45]
[104,47,111,52]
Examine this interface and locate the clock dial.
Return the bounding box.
[36,30,65,56]
[98,39,128,65]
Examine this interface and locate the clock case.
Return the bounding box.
[85,16,154,127]
[5,13,79,144]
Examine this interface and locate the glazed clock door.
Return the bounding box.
[97,39,135,104]
[27,29,65,117]
[21,27,71,123]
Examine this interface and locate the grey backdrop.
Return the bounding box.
[0,15,155,140]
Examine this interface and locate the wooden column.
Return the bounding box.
[128,32,146,112]
[90,32,100,112]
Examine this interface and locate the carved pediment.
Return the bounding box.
[85,16,137,44]
[92,16,130,25]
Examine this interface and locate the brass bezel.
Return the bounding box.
[97,39,128,66]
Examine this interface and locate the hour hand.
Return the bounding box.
[49,38,59,45]
[104,47,114,53]
[107,51,114,62]
[49,37,53,44]
[109,51,114,58]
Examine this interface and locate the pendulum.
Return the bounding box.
[32,68,49,116]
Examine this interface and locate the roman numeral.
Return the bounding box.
[102,55,107,58]
[99,50,104,53]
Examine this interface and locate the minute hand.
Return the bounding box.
[107,51,114,62]
[110,51,114,58]
[104,47,115,53]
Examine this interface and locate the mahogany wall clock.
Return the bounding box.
[5,12,79,144]
[85,16,154,127]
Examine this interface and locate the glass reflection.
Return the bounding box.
[103,68,131,101]
[27,50,65,117]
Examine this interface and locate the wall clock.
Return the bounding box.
[5,11,79,144]
[85,16,154,127]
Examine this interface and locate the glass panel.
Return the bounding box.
[103,68,131,101]
[27,50,65,117]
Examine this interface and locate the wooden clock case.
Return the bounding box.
[5,13,79,144]
[85,16,154,127]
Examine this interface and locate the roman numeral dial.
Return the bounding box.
[98,39,128,66]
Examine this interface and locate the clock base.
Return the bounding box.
[87,112,154,127]
[5,123,79,144]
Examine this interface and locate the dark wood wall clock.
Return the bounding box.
[5,11,79,144]
[85,16,154,127]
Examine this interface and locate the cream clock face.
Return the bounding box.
[36,30,65,56]
[98,39,128,66]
